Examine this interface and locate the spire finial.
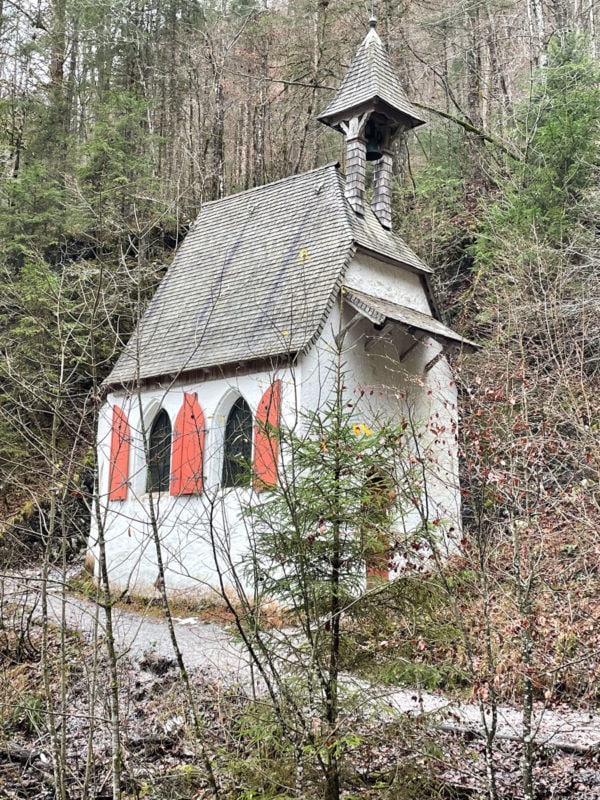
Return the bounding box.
[368,16,377,29]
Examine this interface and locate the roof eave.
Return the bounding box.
[343,287,479,351]
[104,352,299,394]
[317,97,426,132]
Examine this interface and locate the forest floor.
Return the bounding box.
[14,566,600,752]
[2,564,600,798]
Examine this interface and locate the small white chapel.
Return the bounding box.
[89,19,473,595]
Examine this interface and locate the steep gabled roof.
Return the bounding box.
[317,22,425,130]
[106,163,432,386]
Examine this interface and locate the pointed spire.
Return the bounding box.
[317,19,425,132]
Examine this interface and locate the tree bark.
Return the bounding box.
[527,0,547,66]
[253,50,268,187]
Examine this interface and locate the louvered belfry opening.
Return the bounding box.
[317,17,425,228]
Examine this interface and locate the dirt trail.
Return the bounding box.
[4,569,248,678]
[5,569,600,753]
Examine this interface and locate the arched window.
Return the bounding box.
[222,397,253,487]
[147,410,172,493]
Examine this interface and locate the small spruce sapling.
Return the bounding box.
[239,383,414,800]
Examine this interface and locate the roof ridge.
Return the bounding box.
[201,162,341,209]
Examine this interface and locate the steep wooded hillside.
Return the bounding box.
[1,4,600,798]
[1,0,598,510]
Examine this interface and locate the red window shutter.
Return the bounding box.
[171,392,205,496]
[108,406,130,501]
[253,380,281,489]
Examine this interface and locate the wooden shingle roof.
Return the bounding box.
[317,22,425,130]
[344,288,477,349]
[106,163,431,386]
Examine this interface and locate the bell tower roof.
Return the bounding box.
[317,18,425,132]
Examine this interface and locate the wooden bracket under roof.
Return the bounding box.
[343,287,479,352]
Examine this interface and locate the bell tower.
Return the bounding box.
[317,18,425,229]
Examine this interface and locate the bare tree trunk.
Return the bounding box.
[465,4,482,130]
[49,0,66,91]
[86,266,123,799]
[485,3,511,119]
[549,0,568,31]
[476,519,499,800]
[82,605,101,799]
[41,488,68,800]
[512,519,536,800]
[243,91,251,189]
[65,9,79,131]
[589,2,597,58]
[11,111,24,180]
[212,73,225,199]
[95,523,123,799]
[253,50,268,187]
[40,305,75,800]
[527,0,547,67]
[48,0,69,145]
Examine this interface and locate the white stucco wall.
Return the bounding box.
[341,251,459,514]
[92,254,461,596]
[91,366,299,597]
[344,253,431,313]
[300,276,460,574]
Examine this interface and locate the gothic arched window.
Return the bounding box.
[222,397,253,487]
[147,409,172,493]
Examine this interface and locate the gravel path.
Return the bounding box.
[384,688,600,753]
[48,585,247,676]
[5,569,600,753]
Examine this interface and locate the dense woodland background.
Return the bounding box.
[0,0,599,508]
[2,1,600,798]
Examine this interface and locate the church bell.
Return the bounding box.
[365,122,383,161]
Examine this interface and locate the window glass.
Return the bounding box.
[222,397,253,487]
[147,409,172,493]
